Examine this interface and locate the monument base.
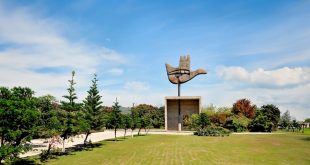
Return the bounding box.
[165,96,201,131]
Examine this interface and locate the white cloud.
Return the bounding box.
[217,66,310,87]
[106,68,124,76]
[0,2,126,99]
[124,81,149,91]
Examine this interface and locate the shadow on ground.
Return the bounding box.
[10,158,38,165]
[300,136,310,141]
[38,143,104,164]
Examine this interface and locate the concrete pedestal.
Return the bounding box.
[165,96,201,131]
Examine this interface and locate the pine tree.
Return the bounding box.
[106,99,122,141]
[83,74,104,145]
[60,71,82,152]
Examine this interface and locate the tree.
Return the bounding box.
[232,98,256,119]
[36,95,62,158]
[209,107,231,127]
[0,87,41,162]
[60,71,83,152]
[121,114,132,139]
[224,114,251,132]
[190,112,211,131]
[248,109,273,132]
[279,110,291,129]
[83,74,104,145]
[130,104,160,135]
[260,104,280,131]
[290,119,301,132]
[304,118,310,123]
[106,99,122,141]
[129,110,139,138]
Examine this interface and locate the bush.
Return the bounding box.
[223,115,251,132]
[194,126,230,136]
[189,113,211,130]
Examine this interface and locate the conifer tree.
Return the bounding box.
[106,99,122,141]
[83,74,104,145]
[60,71,82,152]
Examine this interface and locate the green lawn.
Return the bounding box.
[303,128,310,135]
[45,134,310,165]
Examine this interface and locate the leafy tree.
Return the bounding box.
[209,107,231,127]
[59,71,83,152]
[248,109,273,132]
[36,95,62,157]
[131,104,158,135]
[260,104,280,131]
[190,112,211,131]
[106,99,122,141]
[129,110,139,138]
[224,114,251,132]
[279,110,291,129]
[290,119,301,132]
[82,74,104,145]
[202,104,217,116]
[304,118,310,123]
[121,114,133,139]
[232,98,256,119]
[0,87,40,162]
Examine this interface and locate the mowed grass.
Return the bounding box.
[303,128,310,135]
[45,134,310,165]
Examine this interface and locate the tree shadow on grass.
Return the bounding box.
[40,143,104,163]
[61,143,104,156]
[300,137,310,141]
[10,158,39,165]
[105,138,125,142]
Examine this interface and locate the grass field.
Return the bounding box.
[44,133,310,165]
[303,128,310,135]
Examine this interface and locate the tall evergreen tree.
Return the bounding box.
[60,71,82,152]
[83,74,104,145]
[106,99,122,141]
[280,110,291,129]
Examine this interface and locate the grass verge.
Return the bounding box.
[42,133,310,165]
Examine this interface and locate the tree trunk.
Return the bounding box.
[131,129,134,138]
[124,129,127,139]
[84,131,90,146]
[47,143,52,156]
[62,137,66,152]
[146,128,150,135]
[138,128,141,136]
[114,128,117,141]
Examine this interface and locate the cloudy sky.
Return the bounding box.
[0,0,309,120]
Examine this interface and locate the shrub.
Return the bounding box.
[224,115,251,132]
[194,126,230,136]
[248,110,273,132]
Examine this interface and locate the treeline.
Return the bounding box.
[0,71,164,163]
[188,98,305,136]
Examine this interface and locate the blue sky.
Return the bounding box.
[0,0,309,120]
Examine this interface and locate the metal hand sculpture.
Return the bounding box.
[165,55,207,131]
[165,55,207,85]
